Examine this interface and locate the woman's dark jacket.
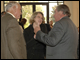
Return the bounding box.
[23,24,48,59]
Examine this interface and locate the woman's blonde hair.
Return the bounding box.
[29,11,45,24]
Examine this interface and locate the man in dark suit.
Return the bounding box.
[33,4,78,59]
[1,2,27,59]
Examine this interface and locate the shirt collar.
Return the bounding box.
[7,12,16,18]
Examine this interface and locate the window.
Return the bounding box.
[4,1,64,29]
[49,1,63,25]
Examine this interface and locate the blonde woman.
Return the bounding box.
[23,11,48,59]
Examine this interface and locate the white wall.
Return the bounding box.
[64,1,79,27]
[1,1,4,12]
[72,1,79,27]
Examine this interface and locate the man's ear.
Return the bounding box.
[59,11,63,14]
[13,5,16,9]
[12,6,17,12]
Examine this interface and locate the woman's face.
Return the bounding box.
[34,13,43,25]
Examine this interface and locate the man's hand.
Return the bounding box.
[34,34,36,39]
[34,26,40,34]
[33,26,40,39]
[33,22,41,34]
[33,22,41,39]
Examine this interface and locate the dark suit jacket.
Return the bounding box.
[23,24,47,59]
[36,16,79,59]
[1,13,27,59]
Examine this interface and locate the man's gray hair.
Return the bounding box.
[5,2,18,12]
[57,4,71,17]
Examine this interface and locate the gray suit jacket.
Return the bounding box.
[1,13,27,59]
[36,16,78,59]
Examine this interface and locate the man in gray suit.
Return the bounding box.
[34,4,78,59]
[1,2,27,59]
